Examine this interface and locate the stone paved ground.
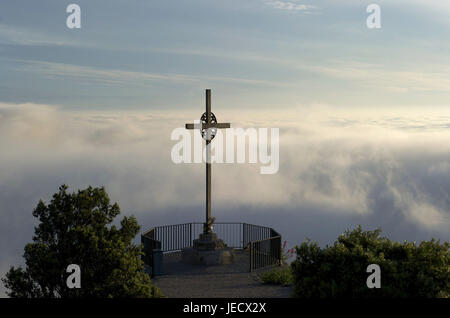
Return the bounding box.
[150,250,293,298]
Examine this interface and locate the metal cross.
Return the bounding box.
[185,89,230,234]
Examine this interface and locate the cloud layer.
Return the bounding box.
[1,102,449,296]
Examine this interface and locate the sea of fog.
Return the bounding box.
[1,103,449,296]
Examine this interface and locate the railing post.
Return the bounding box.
[151,248,155,278]
[242,223,246,248]
[278,236,282,266]
[249,241,254,272]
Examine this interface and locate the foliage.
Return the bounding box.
[260,241,295,286]
[291,226,449,298]
[281,240,295,265]
[260,266,293,286]
[2,185,163,298]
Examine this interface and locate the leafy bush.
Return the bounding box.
[260,266,293,286]
[291,226,449,298]
[2,185,163,298]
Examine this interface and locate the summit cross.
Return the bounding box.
[185,89,231,234]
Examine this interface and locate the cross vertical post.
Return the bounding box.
[185,89,231,235]
[205,89,212,234]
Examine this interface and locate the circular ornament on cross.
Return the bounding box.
[201,111,217,140]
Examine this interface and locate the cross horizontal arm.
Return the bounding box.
[185,123,198,129]
[208,123,231,129]
[185,123,231,129]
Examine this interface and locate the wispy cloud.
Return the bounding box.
[307,61,450,93]
[264,0,316,12]
[139,48,450,94]
[0,23,83,47]
[15,59,292,88]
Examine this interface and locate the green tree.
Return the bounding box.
[291,226,449,298]
[2,185,162,298]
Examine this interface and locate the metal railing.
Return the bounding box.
[192,222,244,248]
[141,228,162,277]
[141,222,281,276]
[151,223,192,252]
[249,235,282,272]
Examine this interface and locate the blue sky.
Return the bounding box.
[1,0,450,110]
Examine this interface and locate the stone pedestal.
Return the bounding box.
[193,232,225,250]
[181,246,234,265]
[182,232,235,265]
